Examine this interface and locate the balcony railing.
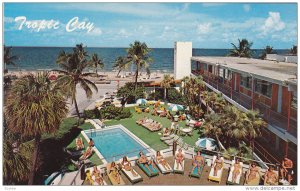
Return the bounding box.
[192,70,297,138]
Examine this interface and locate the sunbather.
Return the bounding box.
[88,138,94,147]
[163,128,170,137]
[232,158,242,183]
[138,151,155,174]
[85,170,94,185]
[79,146,93,161]
[245,162,260,185]
[76,137,84,150]
[191,151,204,175]
[92,166,104,185]
[109,162,121,184]
[175,148,184,170]
[156,151,171,170]
[213,155,223,176]
[264,166,278,185]
[121,156,138,177]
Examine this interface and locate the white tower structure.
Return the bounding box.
[174,42,192,80]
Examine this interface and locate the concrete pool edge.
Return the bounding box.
[81,124,156,165]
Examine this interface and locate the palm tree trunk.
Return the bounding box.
[134,68,139,91]
[73,95,81,125]
[28,134,41,185]
[164,88,167,102]
[95,67,98,76]
[117,69,122,77]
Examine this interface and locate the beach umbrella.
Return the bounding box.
[136,98,147,105]
[195,138,217,151]
[168,104,184,112]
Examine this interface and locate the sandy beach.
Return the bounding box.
[6,70,173,116]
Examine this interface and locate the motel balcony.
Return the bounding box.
[191,70,297,141]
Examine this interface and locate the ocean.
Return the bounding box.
[7,47,290,72]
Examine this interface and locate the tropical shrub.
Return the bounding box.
[117,82,145,106]
[167,88,185,105]
[99,105,132,120]
[84,108,101,119]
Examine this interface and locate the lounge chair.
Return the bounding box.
[119,158,143,184]
[173,150,185,174]
[85,169,108,185]
[263,170,279,186]
[208,156,224,184]
[106,163,125,185]
[190,163,205,179]
[244,167,261,186]
[227,160,243,185]
[136,155,159,177]
[153,153,172,174]
[135,107,142,114]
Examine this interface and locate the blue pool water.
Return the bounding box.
[85,127,149,162]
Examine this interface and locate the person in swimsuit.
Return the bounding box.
[138,151,155,174]
[175,148,185,170]
[213,155,223,176]
[76,137,84,150]
[109,162,121,184]
[88,138,94,147]
[79,146,93,161]
[280,155,293,184]
[232,158,242,183]
[245,162,260,184]
[92,166,104,185]
[163,128,170,137]
[121,156,138,177]
[191,151,204,175]
[156,151,171,170]
[264,166,278,185]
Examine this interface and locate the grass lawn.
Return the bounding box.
[104,106,201,151]
[66,121,103,166]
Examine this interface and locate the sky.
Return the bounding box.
[3,2,298,49]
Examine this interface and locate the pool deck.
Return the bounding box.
[83,156,245,186]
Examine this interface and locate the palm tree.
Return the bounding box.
[4,46,19,73]
[126,41,153,90]
[259,46,275,60]
[3,128,33,184]
[290,45,297,55]
[113,56,128,77]
[244,110,267,151]
[4,72,68,184]
[160,74,174,101]
[89,53,104,75]
[228,39,253,58]
[54,44,98,120]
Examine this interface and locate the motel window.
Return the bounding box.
[240,74,251,89]
[203,63,207,71]
[255,79,272,98]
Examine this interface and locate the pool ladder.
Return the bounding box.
[90,128,96,137]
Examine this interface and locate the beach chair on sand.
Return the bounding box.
[153,153,172,174]
[227,160,243,185]
[244,167,261,186]
[208,156,224,184]
[189,153,205,179]
[173,150,185,174]
[119,157,143,184]
[136,155,159,177]
[106,163,125,185]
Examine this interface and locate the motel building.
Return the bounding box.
[191,57,297,164]
[174,42,297,169]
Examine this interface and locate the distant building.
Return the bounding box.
[266,54,297,64]
[174,42,192,80]
[190,56,297,164]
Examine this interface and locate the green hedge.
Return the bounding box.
[84,105,132,120]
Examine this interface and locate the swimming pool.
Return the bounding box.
[83,125,151,163]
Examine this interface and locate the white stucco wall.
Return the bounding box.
[266,54,297,63]
[174,42,192,80]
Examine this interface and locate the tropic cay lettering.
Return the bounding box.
[14,16,94,33]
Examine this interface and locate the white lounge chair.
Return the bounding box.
[118,158,143,184]
[208,156,224,184]
[153,153,172,174]
[173,149,185,174]
[227,160,243,185]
